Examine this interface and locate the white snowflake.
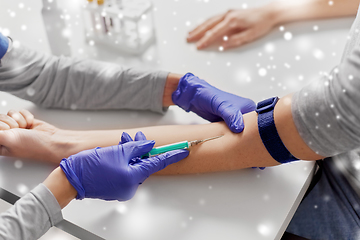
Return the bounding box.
[26,88,35,96]
[313,49,324,60]
[258,68,267,77]
[14,160,23,169]
[284,32,292,40]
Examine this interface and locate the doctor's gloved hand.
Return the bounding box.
[60,132,189,201]
[172,73,256,133]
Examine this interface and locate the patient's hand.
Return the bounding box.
[187,6,278,50]
[0,109,34,130]
[0,110,66,163]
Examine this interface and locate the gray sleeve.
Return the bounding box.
[292,46,360,157]
[0,43,169,113]
[0,184,63,240]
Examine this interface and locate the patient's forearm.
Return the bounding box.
[62,95,323,174]
[64,120,275,174]
[272,0,358,25]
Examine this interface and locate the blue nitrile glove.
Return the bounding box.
[0,33,9,60]
[172,73,256,133]
[120,131,149,165]
[252,167,266,170]
[60,132,189,201]
[120,131,148,144]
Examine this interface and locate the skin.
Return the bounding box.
[43,167,77,208]
[0,94,323,175]
[187,0,360,50]
[3,0,359,207]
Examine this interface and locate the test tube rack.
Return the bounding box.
[83,0,155,54]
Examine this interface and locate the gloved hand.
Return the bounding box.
[252,167,266,170]
[60,131,189,201]
[120,131,148,145]
[172,73,256,133]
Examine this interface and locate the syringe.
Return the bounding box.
[142,135,223,158]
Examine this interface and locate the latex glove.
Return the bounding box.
[172,73,256,133]
[60,132,189,201]
[187,7,277,50]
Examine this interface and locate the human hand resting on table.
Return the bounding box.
[0,109,66,163]
[172,73,256,133]
[60,131,189,201]
[187,6,278,50]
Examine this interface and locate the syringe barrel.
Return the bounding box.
[142,141,190,158]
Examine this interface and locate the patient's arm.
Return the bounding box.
[62,94,322,174]
[0,94,323,174]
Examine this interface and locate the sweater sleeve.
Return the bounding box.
[292,45,360,157]
[0,184,63,240]
[0,39,169,114]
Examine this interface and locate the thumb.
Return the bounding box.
[221,107,245,133]
[123,140,155,161]
[137,149,189,176]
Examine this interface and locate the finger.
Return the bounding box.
[252,167,266,170]
[239,98,256,114]
[7,110,26,129]
[196,19,232,49]
[224,109,244,133]
[120,132,133,144]
[187,13,226,42]
[135,149,189,178]
[0,114,19,129]
[222,29,257,50]
[19,109,34,129]
[124,140,155,161]
[223,99,255,133]
[134,131,147,141]
[0,121,10,130]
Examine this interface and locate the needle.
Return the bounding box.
[189,135,224,147]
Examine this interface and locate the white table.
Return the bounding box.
[0,0,354,239]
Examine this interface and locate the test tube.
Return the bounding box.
[97,0,109,34]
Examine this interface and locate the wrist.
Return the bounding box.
[50,129,83,162]
[43,167,77,208]
[162,73,182,107]
[265,1,292,26]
